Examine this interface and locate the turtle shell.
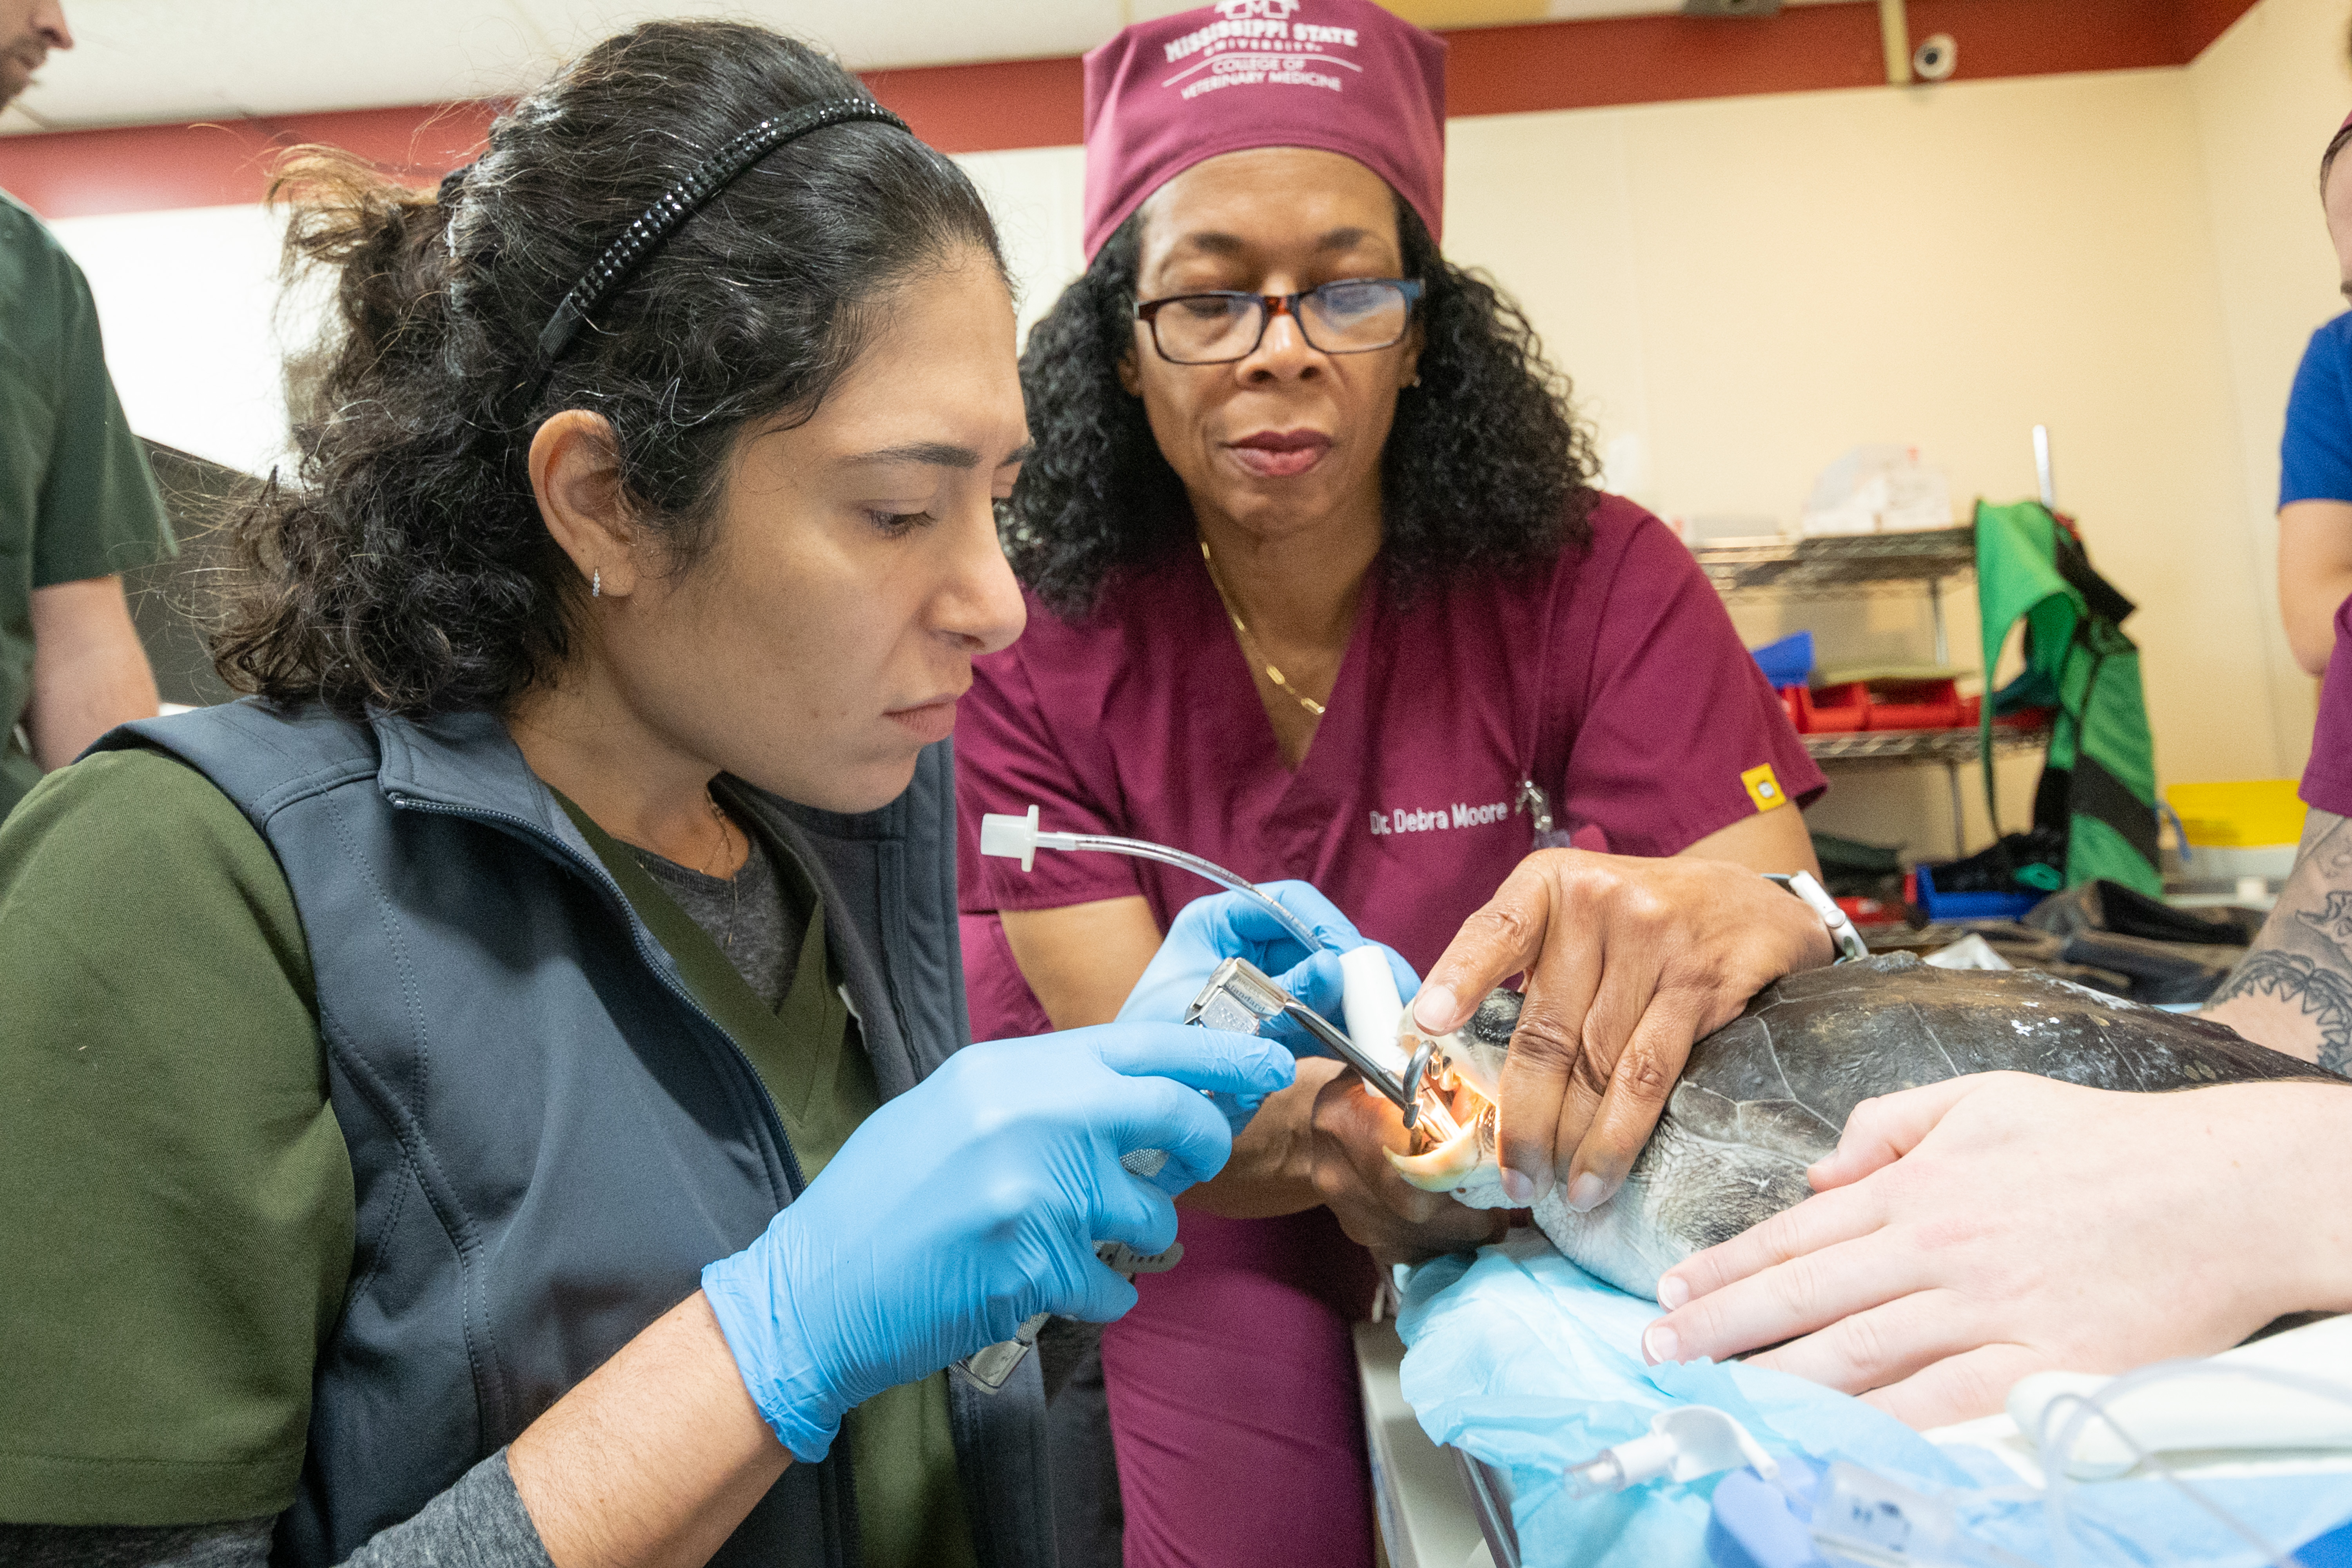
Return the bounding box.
[1484,951,2332,1297]
[1668,951,2316,1165]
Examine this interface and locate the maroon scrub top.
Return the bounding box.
[955,493,1825,1038]
[2307,590,2352,817]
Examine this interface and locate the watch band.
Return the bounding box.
[1763,870,1870,963]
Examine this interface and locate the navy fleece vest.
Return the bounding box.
[100,701,1052,1568]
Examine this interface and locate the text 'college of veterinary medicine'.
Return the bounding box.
[1163,0,1362,98]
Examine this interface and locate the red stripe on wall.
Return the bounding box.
[2176,0,2267,57]
[1905,0,2189,83]
[0,0,2269,220]
[1443,0,2234,118]
[1446,6,1884,118]
[864,55,1086,154]
[0,102,495,219]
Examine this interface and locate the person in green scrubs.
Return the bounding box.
[1,0,174,820]
[0,20,1310,1567]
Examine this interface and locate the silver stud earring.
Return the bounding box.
[592,568,601,599]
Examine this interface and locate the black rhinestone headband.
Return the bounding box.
[510,96,913,420]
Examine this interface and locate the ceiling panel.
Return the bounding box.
[6,0,1760,134]
[504,0,1128,73]
[14,0,553,125]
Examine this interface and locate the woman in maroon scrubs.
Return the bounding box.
[957,3,1827,1561]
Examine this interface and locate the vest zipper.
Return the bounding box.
[385,791,863,1566]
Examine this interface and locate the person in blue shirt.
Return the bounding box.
[2279,116,2352,678]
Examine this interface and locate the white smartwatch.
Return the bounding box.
[1763,870,1870,963]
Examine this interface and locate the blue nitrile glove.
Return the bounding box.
[700,1022,1293,1463]
[1117,882,1419,1121]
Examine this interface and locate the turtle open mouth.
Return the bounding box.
[1385,1010,1509,1201]
[1375,986,1543,1215]
[1385,1092,1495,1191]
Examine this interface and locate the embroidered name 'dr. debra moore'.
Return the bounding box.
[1368,799,1510,837]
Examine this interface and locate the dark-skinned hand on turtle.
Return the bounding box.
[1408,849,1834,1215]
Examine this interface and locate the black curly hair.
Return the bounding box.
[212,20,1004,718]
[2325,117,2352,192]
[1003,194,1599,617]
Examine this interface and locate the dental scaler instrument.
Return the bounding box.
[1185,956,1434,1129]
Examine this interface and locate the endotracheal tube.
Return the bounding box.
[979,806,1323,954]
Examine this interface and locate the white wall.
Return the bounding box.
[956,143,1088,345]
[2189,0,2352,785]
[49,203,305,478]
[1442,69,2265,855]
[49,145,1093,480]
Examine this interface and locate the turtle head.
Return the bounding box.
[1385,987,1523,1203]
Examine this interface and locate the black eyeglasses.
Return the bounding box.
[1133,278,1424,366]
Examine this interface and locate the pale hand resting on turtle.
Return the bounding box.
[1633,806,2352,1429]
[1641,1072,2352,1429]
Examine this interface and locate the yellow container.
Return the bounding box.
[2165,779,2306,848]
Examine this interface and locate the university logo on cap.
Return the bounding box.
[1161,0,1361,100]
[1079,0,1447,259]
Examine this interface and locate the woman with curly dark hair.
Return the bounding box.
[955,3,1830,1561]
[0,20,1321,1568]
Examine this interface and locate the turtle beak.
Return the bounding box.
[1386,1119,1492,1192]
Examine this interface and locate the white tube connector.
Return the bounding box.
[1565,1406,1780,1497]
[976,806,1036,871]
[980,806,1077,874]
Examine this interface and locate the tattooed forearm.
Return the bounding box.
[2299,891,2352,953]
[2205,808,2352,1067]
[2207,951,2352,1070]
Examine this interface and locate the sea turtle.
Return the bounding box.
[1388,951,2333,1299]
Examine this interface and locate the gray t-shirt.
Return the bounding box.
[628,812,803,1011]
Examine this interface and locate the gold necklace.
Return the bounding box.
[1199,538,1327,718]
[703,788,741,951]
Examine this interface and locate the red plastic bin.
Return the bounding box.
[1863,678,1964,731]
[1787,682,1869,733]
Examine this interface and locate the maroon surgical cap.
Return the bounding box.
[1080,0,1449,261]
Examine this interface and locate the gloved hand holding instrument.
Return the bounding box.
[1119,880,1424,1112]
[700,1021,1295,1459]
[950,882,1423,1391]
[1132,880,1514,1269]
